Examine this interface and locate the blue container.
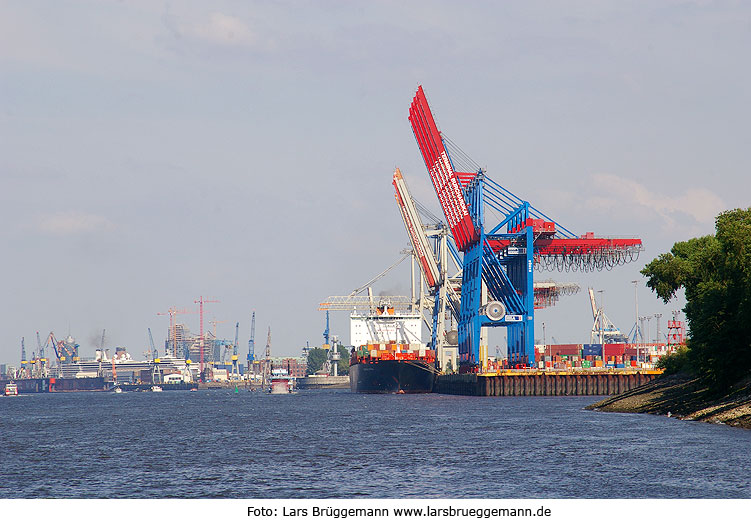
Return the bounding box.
[582,344,603,357]
[615,363,626,369]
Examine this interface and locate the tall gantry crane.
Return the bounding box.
[408,86,642,370]
[394,167,581,368]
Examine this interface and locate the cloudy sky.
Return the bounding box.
[2,1,749,364]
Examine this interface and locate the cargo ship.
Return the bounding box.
[348,305,437,393]
[350,343,436,393]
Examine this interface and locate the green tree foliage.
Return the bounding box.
[305,346,351,376]
[641,208,751,389]
[337,347,351,376]
[655,346,691,376]
[306,347,328,376]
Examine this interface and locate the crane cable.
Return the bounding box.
[349,252,411,297]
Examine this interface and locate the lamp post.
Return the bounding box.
[597,289,605,344]
[632,280,639,363]
[542,321,546,369]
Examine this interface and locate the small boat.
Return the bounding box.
[151,385,163,392]
[4,381,19,396]
[268,369,295,394]
[113,386,123,393]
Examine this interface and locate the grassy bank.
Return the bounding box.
[587,373,751,429]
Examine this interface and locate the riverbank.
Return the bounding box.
[588,372,751,429]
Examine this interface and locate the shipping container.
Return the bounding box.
[603,343,627,357]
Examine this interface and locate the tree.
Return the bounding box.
[306,347,328,376]
[641,208,751,389]
[304,346,351,376]
[337,347,351,376]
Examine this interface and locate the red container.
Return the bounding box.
[603,343,627,357]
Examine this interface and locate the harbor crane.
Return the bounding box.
[231,322,240,379]
[394,166,581,369]
[148,328,158,359]
[21,337,27,368]
[588,288,628,344]
[261,327,272,390]
[408,86,642,370]
[247,311,256,373]
[323,311,330,348]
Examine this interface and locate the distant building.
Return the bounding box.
[271,357,307,378]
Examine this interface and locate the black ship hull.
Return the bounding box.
[350,360,436,393]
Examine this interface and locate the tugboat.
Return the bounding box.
[4,381,19,396]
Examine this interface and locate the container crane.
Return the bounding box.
[394,166,581,369]
[408,86,642,369]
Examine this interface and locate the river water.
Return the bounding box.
[1,389,749,499]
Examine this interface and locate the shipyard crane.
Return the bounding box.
[21,337,27,368]
[261,327,272,390]
[408,86,642,369]
[34,331,48,377]
[231,322,240,379]
[247,311,256,374]
[588,288,628,344]
[148,328,158,359]
[323,311,330,347]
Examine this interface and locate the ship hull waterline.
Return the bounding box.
[349,360,436,394]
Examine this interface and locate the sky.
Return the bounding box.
[1,1,749,364]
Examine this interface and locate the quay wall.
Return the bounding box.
[434,371,660,396]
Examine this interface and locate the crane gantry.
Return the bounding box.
[408,86,642,370]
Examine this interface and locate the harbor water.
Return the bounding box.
[2,389,750,498]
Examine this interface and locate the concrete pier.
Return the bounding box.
[434,370,661,396]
